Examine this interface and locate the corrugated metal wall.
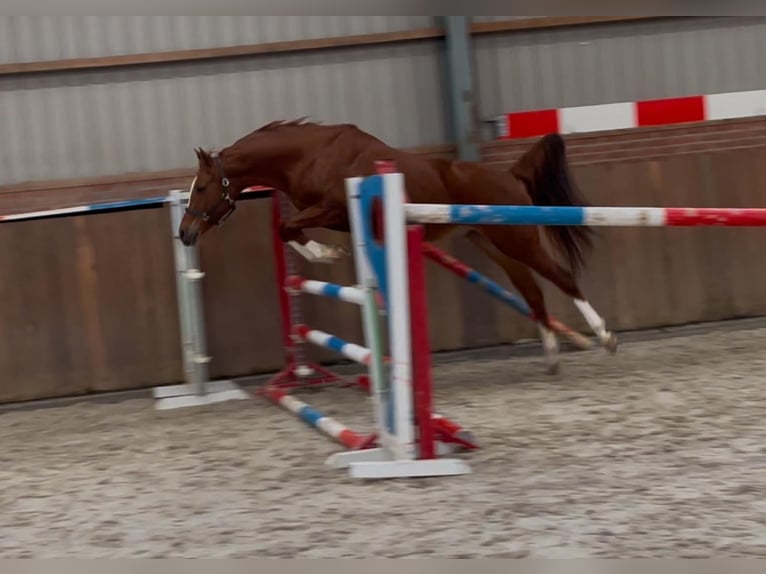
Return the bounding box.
[3,17,766,186]
[0,41,447,184]
[0,16,436,63]
[475,17,766,117]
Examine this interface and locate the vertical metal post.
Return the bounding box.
[185,240,211,394]
[169,191,194,388]
[168,189,210,396]
[443,16,480,162]
[154,190,248,410]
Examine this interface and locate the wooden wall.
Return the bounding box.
[1,117,766,403]
[0,206,181,402]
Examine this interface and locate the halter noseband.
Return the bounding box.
[185,154,236,226]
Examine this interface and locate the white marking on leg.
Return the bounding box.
[574,299,618,352]
[538,324,560,373]
[574,299,604,333]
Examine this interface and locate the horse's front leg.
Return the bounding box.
[279,203,350,263]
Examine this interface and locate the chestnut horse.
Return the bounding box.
[179,119,617,372]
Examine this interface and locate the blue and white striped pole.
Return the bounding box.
[285,276,366,306]
[293,325,375,366]
[404,204,766,227]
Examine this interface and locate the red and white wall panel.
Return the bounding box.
[493,89,766,139]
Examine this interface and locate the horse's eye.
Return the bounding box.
[196,186,205,193]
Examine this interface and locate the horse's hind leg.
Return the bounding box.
[279,203,350,263]
[465,229,561,374]
[482,226,618,354]
[465,230,593,349]
[572,299,618,353]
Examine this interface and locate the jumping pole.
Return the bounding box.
[421,243,593,350]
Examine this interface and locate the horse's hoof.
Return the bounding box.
[603,333,619,354]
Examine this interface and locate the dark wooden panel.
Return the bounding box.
[704,149,766,319]
[611,161,669,330]
[0,218,89,401]
[77,208,181,391]
[645,156,706,327]
[690,154,741,322]
[448,233,501,349]
[422,236,468,352]
[0,206,182,402]
[197,199,285,377]
[739,148,766,317]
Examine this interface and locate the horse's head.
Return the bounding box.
[178,147,238,246]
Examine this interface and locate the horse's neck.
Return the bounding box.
[225,138,301,192]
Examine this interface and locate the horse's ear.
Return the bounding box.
[194,147,213,169]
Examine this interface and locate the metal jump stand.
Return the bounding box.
[151,189,250,410]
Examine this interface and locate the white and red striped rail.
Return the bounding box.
[494,88,766,139]
[262,386,370,450]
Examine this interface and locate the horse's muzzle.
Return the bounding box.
[179,224,199,246]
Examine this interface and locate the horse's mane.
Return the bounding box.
[222,117,323,151]
[224,116,388,155]
[254,117,319,132]
[222,116,388,154]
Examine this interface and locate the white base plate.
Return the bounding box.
[326,447,472,479]
[151,380,250,411]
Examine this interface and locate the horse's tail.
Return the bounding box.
[510,132,594,275]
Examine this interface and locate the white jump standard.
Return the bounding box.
[323,175,475,479]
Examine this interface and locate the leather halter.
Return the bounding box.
[185,154,236,226]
